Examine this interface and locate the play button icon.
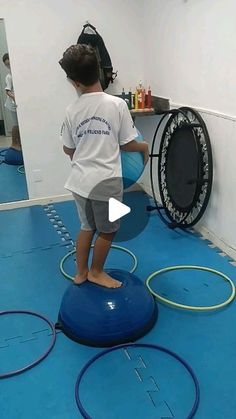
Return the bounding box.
[87,176,150,242]
[109,198,131,222]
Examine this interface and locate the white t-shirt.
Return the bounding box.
[61,92,137,200]
[5,73,17,112]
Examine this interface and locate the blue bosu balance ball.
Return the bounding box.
[4,147,24,165]
[58,269,157,347]
[121,130,145,189]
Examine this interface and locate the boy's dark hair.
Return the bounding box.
[59,44,99,86]
[2,53,9,63]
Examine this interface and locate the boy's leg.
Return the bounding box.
[88,232,122,288]
[11,125,21,150]
[11,112,21,150]
[74,229,95,284]
[73,193,96,284]
[87,199,122,288]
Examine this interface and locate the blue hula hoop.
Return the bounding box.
[0,148,8,156]
[0,310,56,379]
[75,342,200,419]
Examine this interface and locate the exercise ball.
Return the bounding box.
[121,129,145,189]
[4,148,24,165]
[57,269,157,347]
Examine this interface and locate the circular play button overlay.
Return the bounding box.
[114,188,150,242]
[83,177,150,242]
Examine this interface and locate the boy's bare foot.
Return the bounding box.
[88,270,122,288]
[74,272,88,285]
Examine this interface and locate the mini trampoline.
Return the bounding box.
[149,107,213,228]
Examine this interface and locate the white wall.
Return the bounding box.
[143,0,236,116]
[139,0,236,251]
[1,0,236,252]
[0,0,144,199]
[198,113,236,249]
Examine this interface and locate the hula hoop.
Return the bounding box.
[75,342,200,419]
[0,310,56,379]
[17,165,25,174]
[60,245,138,281]
[146,265,236,311]
[0,148,7,156]
[0,148,7,164]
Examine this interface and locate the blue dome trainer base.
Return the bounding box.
[57,269,158,347]
[4,148,24,165]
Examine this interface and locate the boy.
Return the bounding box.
[2,53,21,151]
[59,44,149,288]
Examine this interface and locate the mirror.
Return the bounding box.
[0,18,28,204]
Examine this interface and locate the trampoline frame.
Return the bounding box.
[149,107,213,228]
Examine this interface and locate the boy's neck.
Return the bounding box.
[80,81,103,94]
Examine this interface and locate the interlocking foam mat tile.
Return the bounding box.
[0,163,28,203]
[0,206,61,256]
[1,193,236,418]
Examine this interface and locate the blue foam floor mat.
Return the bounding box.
[0,162,28,203]
[0,205,61,256]
[1,192,236,418]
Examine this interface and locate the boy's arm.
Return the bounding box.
[118,101,149,165]
[5,90,15,101]
[63,145,76,161]
[60,112,76,160]
[120,140,149,165]
[5,74,15,102]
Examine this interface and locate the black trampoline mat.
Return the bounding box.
[166,126,199,210]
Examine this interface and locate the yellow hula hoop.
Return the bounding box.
[146,265,236,311]
[60,244,138,281]
[17,165,25,174]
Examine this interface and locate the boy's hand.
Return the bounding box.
[120,140,149,166]
[143,144,149,166]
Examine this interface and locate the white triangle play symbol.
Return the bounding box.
[109,198,131,222]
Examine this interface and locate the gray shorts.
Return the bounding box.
[73,193,120,234]
[9,110,18,126]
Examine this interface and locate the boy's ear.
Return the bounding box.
[72,80,82,90]
[71,80,78,88]
[67,77,79,89]
[75,81,85,89]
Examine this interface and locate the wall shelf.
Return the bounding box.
[131,96,170,118]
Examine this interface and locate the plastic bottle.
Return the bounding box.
[122,88,126,100]
[147,86,152,108]
[132,92,135,109]
[134,87,139,110]
[141,88,146,109]
[137,81,143,109]
[128,88,132,110]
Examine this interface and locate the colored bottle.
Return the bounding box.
[137,81,143,109]
[134,88,139,110]
[122,88,126,100]
[128,88,132,110]
[147,86,152,108]
[132,93,135,109]
[141,88,146,109]
[145,93,148,108]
